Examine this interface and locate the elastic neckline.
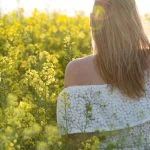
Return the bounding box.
[64,84,108,90]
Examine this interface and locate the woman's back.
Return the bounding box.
[57,0,150,149]
[57,55,150,149]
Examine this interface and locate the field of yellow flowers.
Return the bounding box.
[0,8,149,150]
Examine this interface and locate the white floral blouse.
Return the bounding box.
[57,73,150,149]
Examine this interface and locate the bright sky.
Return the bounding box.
[0,0,150,16]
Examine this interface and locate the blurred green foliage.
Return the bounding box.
[0,8,93,150]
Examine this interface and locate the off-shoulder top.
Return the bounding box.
[56,72,150,149]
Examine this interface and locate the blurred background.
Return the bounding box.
[0,0,150,16]
[0,0,149,150]
[0,0,150,39]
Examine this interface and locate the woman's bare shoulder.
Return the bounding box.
[69,54,94,65]
[64,55,95,88]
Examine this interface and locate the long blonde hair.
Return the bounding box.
[90,0,150,99]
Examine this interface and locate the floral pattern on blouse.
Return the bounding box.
[57,72,150,149]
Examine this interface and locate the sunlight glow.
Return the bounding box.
[0,0,150,16]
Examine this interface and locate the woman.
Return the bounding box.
[57,0,150,149]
